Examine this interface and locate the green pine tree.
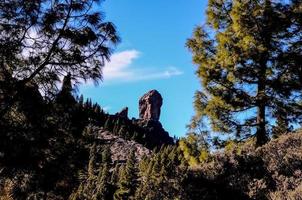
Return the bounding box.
[135,146,185,200]
[101,145,112,164]
[114,150,137,200]
[94,164,111,200]
[187,0,302,146]
[71,144,113,200]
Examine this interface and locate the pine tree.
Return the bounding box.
[179,133,209,167]
[71,144,113,200]
[272,106,292,138]
[101,145,112,164]
[187,0,302,146]
[135,146,185,199]
[114,150,137,200]
[94,164,111,200]
[88,144,97,178]
[78,95,84,106]
[111,164,121,184]
[0,0,120,87]
[0,0,120,118]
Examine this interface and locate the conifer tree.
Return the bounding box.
[187,0,302,146]
[179,133,209,167]
[111,164,121,184]
[94,164,111,200]
[135,146,185,199]
[71,144,113,200]
[0,0,119,88]
[101,145,112,164]
[78,95,84,106]
[0,0,120,117]
[114,150,137,200]
[272,106,292,138]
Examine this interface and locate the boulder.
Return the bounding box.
[139,90,162,121]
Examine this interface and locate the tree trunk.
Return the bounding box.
[256,103,267,146]
[256,60,268,146]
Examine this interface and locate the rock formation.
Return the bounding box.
[98,129,151,163]
[116,107,128,118]
[139,90,163,121]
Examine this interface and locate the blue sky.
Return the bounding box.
[80,0,208,137]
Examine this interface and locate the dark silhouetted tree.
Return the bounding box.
[0,0,120,115]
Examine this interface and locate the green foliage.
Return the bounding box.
[70,144,113,200]
[114,150,137,200]
[0,66,175,199]
[95,164,111,200]
[1,81,302,200]
[135,146,186,200]
[184,131,302,200]
[101,146,112,164]
[187,0,302,146]
[179,133,210,167]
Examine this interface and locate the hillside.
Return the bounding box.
[0,78,177,199]
[0,75,301,200]
[0,75,302,199]
[1,113,301,199]
[184,131,302,200]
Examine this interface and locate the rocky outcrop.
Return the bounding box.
[133,119,174,147]
[97,129,151,163]
[116,107,128,118]
[139,90,163,121]
[102,114,174,149]
[100,89,173,150]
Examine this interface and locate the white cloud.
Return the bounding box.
[102,50,140,80]
[102,50,183,84]
[102,106,111,112]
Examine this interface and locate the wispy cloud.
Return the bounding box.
[101,50,183,84]
[102,50,140,80]
[102,106,111,112]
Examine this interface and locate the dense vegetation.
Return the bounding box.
[1,85,301,199]
[0,74,176,199]
[0,0,302,199]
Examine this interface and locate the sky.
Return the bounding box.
[79,0,208,138]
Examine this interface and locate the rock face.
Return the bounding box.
[139,90,163,121]
[98,129,151,163]
[116,107,128,118]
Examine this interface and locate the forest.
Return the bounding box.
[0,0,302,199]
